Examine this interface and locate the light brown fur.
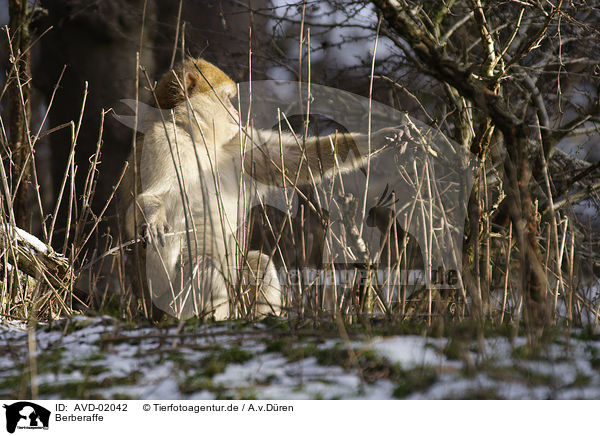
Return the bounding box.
[119,57,400,320]
[153,58,236,110]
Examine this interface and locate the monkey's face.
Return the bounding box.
[184,58,240,132]
[217,83,239,123]
[214,85,240,142]
[186,84,239,145]
[154,57,240,145]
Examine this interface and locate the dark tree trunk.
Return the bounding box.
[34,0,155,251]
[8,0,32,228]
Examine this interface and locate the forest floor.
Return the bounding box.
[2,315,600,400]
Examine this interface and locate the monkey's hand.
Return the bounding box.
[139,213,171,247]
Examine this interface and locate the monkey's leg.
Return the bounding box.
[192,256,230,321]
[157,252,230,321]
[129,243,168,321]
[142,214,232,320]
[244,251,282,318]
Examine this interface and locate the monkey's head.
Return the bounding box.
[154,57,237,110]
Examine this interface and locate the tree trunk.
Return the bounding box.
[8,0,32,228]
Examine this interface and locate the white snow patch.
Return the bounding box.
[369,336,447,367]
[0,224,49,253]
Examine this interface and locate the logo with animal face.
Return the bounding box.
[3,402,50,433]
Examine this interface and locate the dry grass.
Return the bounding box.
[0,10,599,334]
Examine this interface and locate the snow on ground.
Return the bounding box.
[369,336,448,367]
[1,316,600,399]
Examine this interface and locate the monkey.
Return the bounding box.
[119,56,405,321]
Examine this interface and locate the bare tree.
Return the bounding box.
[250,0,600,325]
[7,0,32,227]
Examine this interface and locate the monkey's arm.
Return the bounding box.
[123,133,178,246]
[243,127,403,187]
[123,189,173,246]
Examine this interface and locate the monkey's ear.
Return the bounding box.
[184,71,198,95]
